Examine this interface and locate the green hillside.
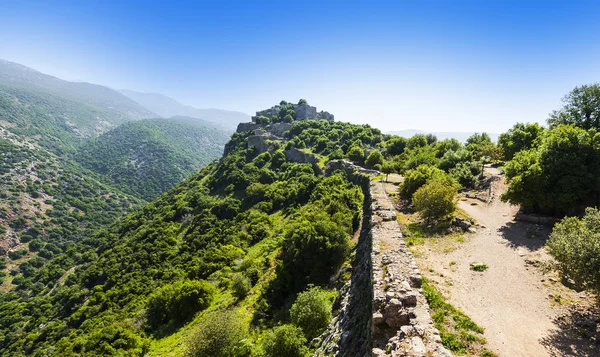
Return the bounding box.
[74,118,231,200]
[0,113,384,356]
[0,60,156,153]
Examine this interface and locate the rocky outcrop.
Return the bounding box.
[236,122,262,133]
[284,147,319,166]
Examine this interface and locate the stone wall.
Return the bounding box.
[318,160,451,357]
[370,181,451,357]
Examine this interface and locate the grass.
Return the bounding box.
[422,277,498,356]
[469,263,489,272]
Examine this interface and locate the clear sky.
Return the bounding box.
[2,0,600,133]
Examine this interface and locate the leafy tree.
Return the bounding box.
[381,161,398,182]
[407,134,428,149]
[466,132,499,160]
[186,310,250,357]
[365,150,384,168]
[347,145,365,164]
[502,124,600,213]
[147,279,215,329]
[290,286,332,339]
[439,148,472,172]
[298,99,308,105]
[402,146,439,172]
[498,122,545,160]
[548,84,600,130]
[386,136,408,156]
[413,180,457,223]
[434,139,461,158]
[263,324,308,357]
[547,207,600,297]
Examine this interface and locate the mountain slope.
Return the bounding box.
[0,109,385,356]
[0,60,157,151]
[120,89,249,130]
[74,118,231,200]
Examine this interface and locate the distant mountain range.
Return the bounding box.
[119,89,250,131]
[388,129,499,143]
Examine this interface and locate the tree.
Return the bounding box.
[263,325,307,357]
[407,134,428,149]
[347,145,365,164]
[501,125,600,214]
[547,207,600,297]
[365,150,384,169]
[283,114,294,123]
[548,84,600,130]
[439,148,472,172]
[413,180,457,223]
[298,99,308,105]
[381,161,397,182]
[498,122,545,160]
[386,136,408,156]
[290,286,332,340]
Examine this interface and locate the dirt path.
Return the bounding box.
[411,169,598,357]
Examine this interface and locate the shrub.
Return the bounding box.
[413,180,457,223]
[290,286,332,340]
[147,279,215,329]
[547,207,600,296]
[186,310,250,357]
[232,274,251,300]
[449,161,481,188]
[400,164,447,201]
[263,324,308,357]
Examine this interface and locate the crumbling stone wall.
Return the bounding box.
[319,160,451,357]
[370,180,451,357]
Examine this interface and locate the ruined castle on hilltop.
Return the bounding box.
[252,101,334,122]
[236,100,335,135]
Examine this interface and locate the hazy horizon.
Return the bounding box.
[2,0,600,133]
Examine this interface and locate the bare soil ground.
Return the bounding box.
[406,169,599,357]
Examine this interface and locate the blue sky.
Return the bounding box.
[1,0,600,133]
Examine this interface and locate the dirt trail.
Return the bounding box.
[412,169,597,357]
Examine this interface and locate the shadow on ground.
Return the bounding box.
[498,221,551,251]
[541,306,600,357]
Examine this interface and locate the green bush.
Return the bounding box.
[186,310,250,357]
[400,164,447,201]
[413,180,457,223]
[147,279,215,329]
[449,161,481,188]
[290,286,332,339]
[232,274,251,300]
[547,207,600,296]
[263,324,308,357]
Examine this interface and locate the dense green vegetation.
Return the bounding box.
[74,119,230,200]
[0,113,367,356]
